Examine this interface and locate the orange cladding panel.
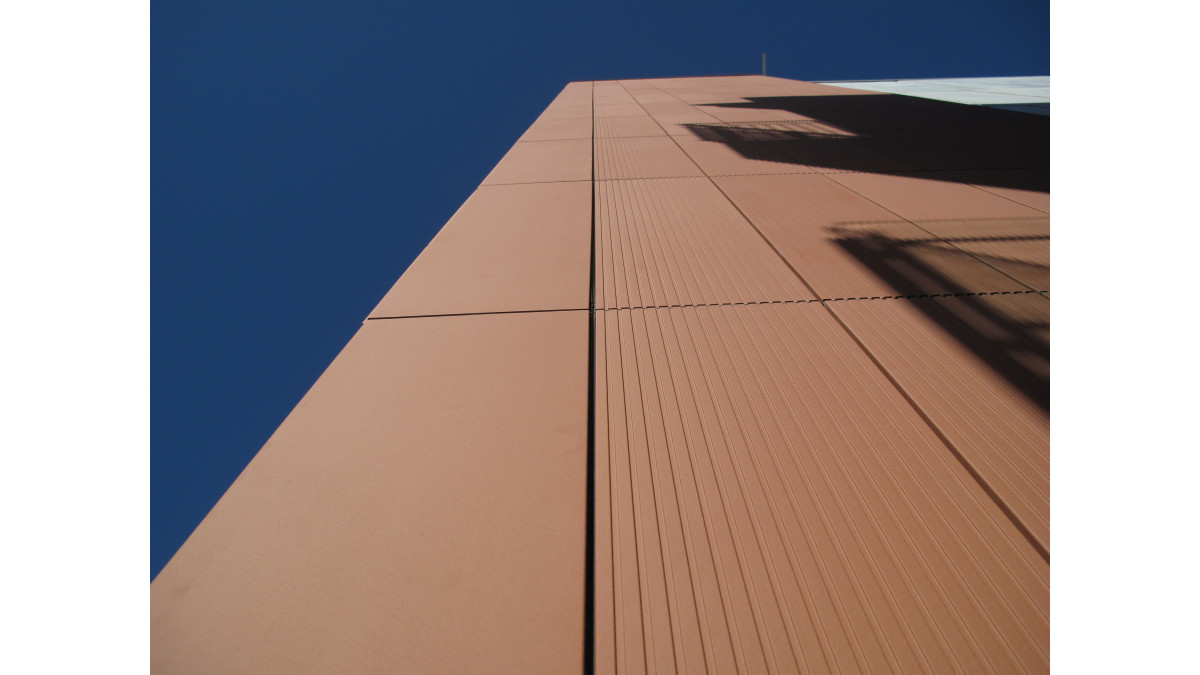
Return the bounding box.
[152,305,589,673]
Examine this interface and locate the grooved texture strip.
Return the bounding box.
[828,295,1050,552]
[596,115,667,139]
[598,103,649,118]
[595,137,704,180]
[594,177,814,309]
[594,303,1049,674]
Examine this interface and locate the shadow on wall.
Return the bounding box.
[684,94,1049,193]
[831,225,1049,413]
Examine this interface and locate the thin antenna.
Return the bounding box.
[762,53,767,76]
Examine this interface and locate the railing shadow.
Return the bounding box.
[831,227,1049,412]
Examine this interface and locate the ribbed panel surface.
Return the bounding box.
[829,295,1050,552]
[594,178,814,309]
[598,103,649,118]
[591,76,1050,674]
[595,137,704,180]
[596,115,667,139]
[594,303,1049,674]
[628,90,677,105]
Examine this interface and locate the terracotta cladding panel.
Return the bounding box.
[923,228,1049,291]
[748,78,879,97]
[594,137,703,179]
[519,115,593,141]
[594,177,814,309]
[594,304,1049,674]
[628,90,677,105]
[673,134,816,177]
[826,172,1047,226]
[714,174,1033,298]
[482,138,592,185]
[550,94,594,109]
[938,169,1050,213]
[369,181,591,318]
[665,90,743,105]
[640,101,724,136]
[153,312,590,674]
[828,295,1050,552]
[537,103,594,120]
[683,120,857,140]
[597,103,648,118]
[691,105,796,122]
[595,90,637,102]
[595,115,665,139]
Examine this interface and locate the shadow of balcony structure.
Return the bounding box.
[830,224,1049,413]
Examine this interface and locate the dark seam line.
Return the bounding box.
[583,80,597,675]
[365,307,587,321]
[822,302,1051,564]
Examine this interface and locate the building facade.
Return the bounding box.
[152,75,1049,673]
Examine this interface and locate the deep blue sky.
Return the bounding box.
[152,0,1048,578]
